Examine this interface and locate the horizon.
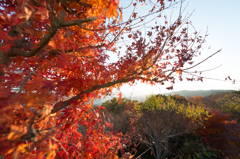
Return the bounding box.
[93,89,236,106]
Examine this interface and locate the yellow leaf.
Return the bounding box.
[7,132,22,141]
[50,113,56,117]
[176,69,182,75]
[7,132,15,140]
[17,144,28,153]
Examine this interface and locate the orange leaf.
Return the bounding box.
[132,12,137,18]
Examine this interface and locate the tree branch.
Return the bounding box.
[61,0,77,15]
[8,30,58,57]
[51,78,129,113]
[58,17,97,27]
[5,16,96,58]
[182,49,221,71]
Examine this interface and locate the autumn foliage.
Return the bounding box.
[102,94,240,158]
[195,109,240,157]
[0,0,222,158]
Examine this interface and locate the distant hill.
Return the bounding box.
[93,89,235,106]
[165,89,235,97]
[93,95,147,107]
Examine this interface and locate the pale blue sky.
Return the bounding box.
[115,0,240,97]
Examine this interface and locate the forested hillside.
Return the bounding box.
[101,91,240,158]
[93,89,235,106]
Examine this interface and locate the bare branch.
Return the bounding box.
[182,49,221,71]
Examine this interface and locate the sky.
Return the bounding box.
[114,0,240,97]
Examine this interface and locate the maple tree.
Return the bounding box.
[195,110,240,158]
[0,0,220,158]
